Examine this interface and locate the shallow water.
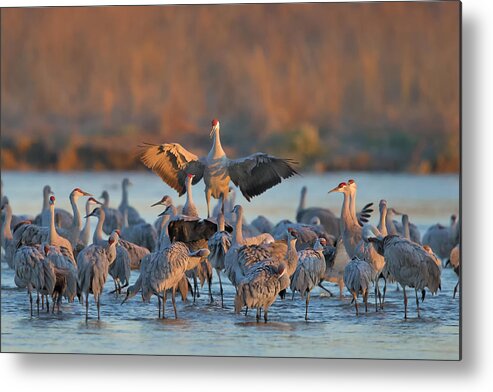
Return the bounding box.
[1,171,460,359]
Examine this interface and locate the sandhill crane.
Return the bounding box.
[87,207,149,270]
[369,235,441,319]
[448,244,460,298]
[1,199,15,268]
[122,241,209,319]
[14,244,56,316]
[109,245,131,294]
[207,211,231,307]
[61,188,93,248]
[182,174,199,218]
[343,256,373,315]
[43,244,78,311]
[79,197,103,247]
[290,237,327,320]
[296,186,340,236]
[422,214,459,261]
[100,190,123,235]
[33,186,74,230]
[16,196,75,261]
[328,181,361,258]
[234,263,287,322]
[151,195,175,237]
[224,205,275,288]
[77,230,120,320]
[118,178,144,226]
[271,219,331,250]
[213,187,236,224]
[120,207,157,252]
[140,118,298,218]
[386,207,421,244]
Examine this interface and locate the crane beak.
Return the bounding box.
[150,200,161,207]
[81,190,93,196]
[328,186,339,194]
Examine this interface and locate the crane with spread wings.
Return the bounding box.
[140,119,299,217]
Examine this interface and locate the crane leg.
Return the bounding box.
[29,291,33,317]
[364,290,368,313]
[415,288,420,318]
[216,269,224,308]
[36,292,40,315]
[318,282,333,296]
[305,291,310,321]
[403,285,408,319]
[172,288,178,319]
[46,296,50,313]
[85,294,89,321]
[264,307,268,323]
[256,308,260,322]
[97,295,101,320]
[339,279,344,298]
[353,292,359,316]
[245,307,248,316]
[382,276,387,306]
[374,284,378,312]
[158,296,161,319]
[453,280,459,299]
[208,271,213,304]
[41,294,44,310]
[206,189,212,219]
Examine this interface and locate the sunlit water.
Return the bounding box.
[1,171,460,359]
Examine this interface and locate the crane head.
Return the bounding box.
[328,182,347,194]
[210,118,220,138]
[84,207,100,219]
[73,188,92,197]
[122,178,132,187]
[87,197,103,206]
[151,195,172,207]
[49,195,56,205]
[43,185,54,196]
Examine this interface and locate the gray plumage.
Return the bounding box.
[296,186,340,237]
[109,245,132,294]
[234,263,287,322]
[343,257,373,315]
[122,241,209,319]
[43,244,78,307]
[79,197,103,247]
[422,214,459,260]
[207,212,232,307]
[370,235,441,319]
[182,174,199,218]
[290,238,326,320]
[1,199,15,268]
[250,215,273,234]
[77,231,119,320]
[14,244,56,316]
[121,207,158,252]
[386,207,421,244]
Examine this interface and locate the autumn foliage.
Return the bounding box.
[1,3,460,172]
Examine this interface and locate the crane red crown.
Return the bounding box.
[347,179,355,184]
[338,182,347,188]
[50,195,56,202]
[211,118,219,126]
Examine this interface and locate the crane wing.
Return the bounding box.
[139,143,205,196]
[227,153,298,201]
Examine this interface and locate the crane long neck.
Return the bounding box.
[80,202,92,245]
[209,128,226,159]
[49,204,58,244]
[93,209,105,245]
[121,183,128,208]
[233,209,244,244]
[378,205,388,236]
[340,191,357,232]
[2,204,13,240]
[70,193,82,230]
[122,207,129,228]
[348,187,359,226]
[184,177,194,208]
[402,217,411,240]
[386,211,398,235]
[42,190,50,212]
[218,213,225,232]
[158,215,171,250]
[297,189,306,215]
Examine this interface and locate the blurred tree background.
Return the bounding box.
[1,2,460,172]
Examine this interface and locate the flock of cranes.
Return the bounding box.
[0,119,460,323]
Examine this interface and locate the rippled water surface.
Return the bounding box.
[1,171,460,359]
